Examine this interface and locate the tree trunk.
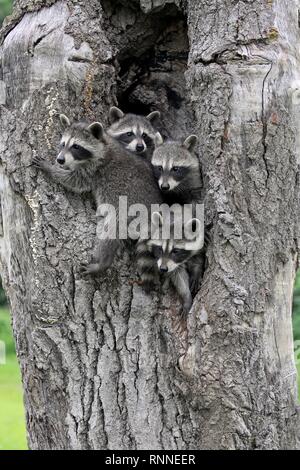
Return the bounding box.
[0,0,299,450]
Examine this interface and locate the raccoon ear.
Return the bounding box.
[185,218,201,235]
[109,107,125,123]
[183,135,198,151]
[154,132,164,147]
[59,114,71,129]
[184,218,204,249]
[146,111,160,122]
[152,212,163,228]
[88,122,104,140]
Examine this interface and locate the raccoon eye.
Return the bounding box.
[172,166,179,172]
[127,132,134,137]
[72,144,80,150]
[172,248,181,254]
[158,166,163,172]
[142,133,148,139]
[153,246,163,256]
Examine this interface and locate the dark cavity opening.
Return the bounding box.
[102,1,193,140]
[102,0,206,301]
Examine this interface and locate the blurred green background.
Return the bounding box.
[0,280,27,450]
[0,0,13,24]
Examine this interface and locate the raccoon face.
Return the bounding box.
[57,115,105,170]
[148,212,203,273]
[151,240,193,273]
[108,107,161,156]
[151,135,199,192]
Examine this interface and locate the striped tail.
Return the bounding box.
[135,240,158,292]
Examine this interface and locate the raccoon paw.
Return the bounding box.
[182,299,192,317]
[189,277,200,296]
[32,156,48,170]
[80,263,101,276]
[141,280,155,294]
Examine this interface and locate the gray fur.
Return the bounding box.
[151,137,203,205]
[137,214,205,315]
[107,107,162,161]
[33,118,163,275]
[109,106,124,123]
[60,113,71,129]
[146,111,161,122]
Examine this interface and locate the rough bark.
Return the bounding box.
[0,0,299,450]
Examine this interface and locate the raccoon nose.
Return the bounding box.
[160,266,169,273]
[161,183,170,191]
[136,144,145,153]
[57,156,65,165]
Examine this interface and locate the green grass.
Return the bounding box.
[0,308,27,450]
[0,0,13,25]
[0,356,27,450]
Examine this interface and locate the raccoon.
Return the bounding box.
[107,106,162,160]
[151,135,203,205]
[33,114,163,276]
[137,212,205,315]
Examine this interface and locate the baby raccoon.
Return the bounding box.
[33,115,163,276]
[107,106,162,160]
[151,135,203,205]
[137,212,205,315]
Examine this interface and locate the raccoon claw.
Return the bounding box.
[80,263,101,276]
[32,156,47,169]
[182,300,192,317]
[189,278,199,296]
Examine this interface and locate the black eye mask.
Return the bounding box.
[152,245,163,259]
[117,130,154,147]
[152,166,189,182]
[142,133,152,146]
[171,248,190,263]
[117,133,136,145]
[171,167,189,181]
[70,144,93,161]
[152,166,163,179]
